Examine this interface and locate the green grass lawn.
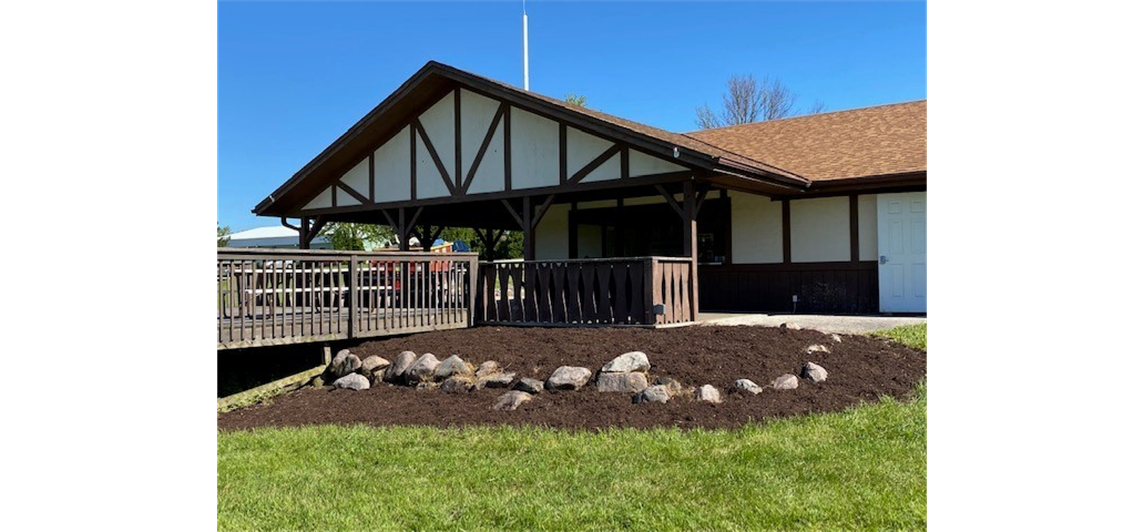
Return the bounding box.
[218,325,926,531]
[873,323,927,350]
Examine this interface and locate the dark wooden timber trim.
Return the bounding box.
[413,118,457,196]
[296,171,694,217]
[330,185,337,208]
[462,103,507,194]
[297,217,311,249]
[503,106,512,191]
[523,196,535,260]
[530,194,556,230]
[406,206,423,231]
[368,152,375,203]
[559,124,568,184]
[304,215,327,246]
[453,89,462,192]
[620,146,630,179]
[655,184,686,219]
[849,194,860,263]
[682,181,699,322]
[781,199,791,264]
[501,199,525,229]
[567,144,622,185]
[409,125,417,200]
[694,184,711,216]
[396,208,408,250]
[336,181,369,206]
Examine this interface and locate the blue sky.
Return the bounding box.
[219,1,926,231]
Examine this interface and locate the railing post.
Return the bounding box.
[644,258,655,325]
[348,254,358,339]
[468,256,478,326]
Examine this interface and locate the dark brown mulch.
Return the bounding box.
[217,325,926,431]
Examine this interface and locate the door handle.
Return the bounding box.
[879,255,889,264]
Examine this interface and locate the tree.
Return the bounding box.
[437,227,522,260]
[695,74,825,129]
[217,223,231,247]
[564,93,588,107]
[320,223,394,251]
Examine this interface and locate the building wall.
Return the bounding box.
[535,203,570,260]
[729,191,783,263]
[790,197,850,262]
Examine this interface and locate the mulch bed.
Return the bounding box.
[218,325,926,431]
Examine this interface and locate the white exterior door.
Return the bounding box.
[877,192,927,313]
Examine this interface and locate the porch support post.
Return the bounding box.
[683,180,699,322]
[523,196,535,260]
[398,208,409,251]
[301,218,310,249]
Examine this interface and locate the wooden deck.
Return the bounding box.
[218,249,478,350]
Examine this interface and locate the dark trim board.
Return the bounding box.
[699,261,879,314]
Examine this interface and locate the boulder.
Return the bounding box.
[404,353,441,384]
[779,322,802,331]
[802,362,828,383]
[368,369,388,386]
[476,361,501,378]
[734,379,763,395]
[328,349,361,379]
[695,384,722,403]
[806,344,831,355]
[545,366,593,391]
[596,372,649,393]
[830,333,843,343]
[433,355,473,381]
[601,351,650,373]
[332,373,369,391]
[653,376,683,397]
[384,351,418,383]
[440,376,473,394]
[772,374,799,390]
[632,385,671,404]
[360,356,390,375]
[512,377,545,395]
[491,391,533,411]
[310,376,325,388]
[475,372,516,389]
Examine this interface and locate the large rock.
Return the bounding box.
[806,344,831,355]
[772,374,799,390]
[384,351,418,383]
[332,373,369,391]
[545,366,593,391]
[328,349,361,379]
[695,384,722,403]
[601,351,650,373]
[491,391,533,411]
[802,362,828,383]
[734,379,763,395]
[475,361,501,378]
[404,353,441,384]
[596,372,649,393]
[512,377,545,395]
[830,334,843,343]
[779,322,802,331]
[440,376,473,394]
[475,372,516,389]
[632,385,671,404]
[360,356,390,375]
[433,355,473,381]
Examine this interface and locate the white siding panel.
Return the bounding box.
[790,196,849,262]
[579,152,620,183]
[729,191,782,263]
[467,119,504,194]
[535,203,570,260]
[629,150,687,177]
[857,194,877,260]
[509,107,560,189]
[335,186,361,206]
[341,158,370,199]
[566,126,614,177]
[374,126,411,202]
[416,139,452,199]
[418,94,455,182]
[303,187,333,211]
[459,89,501,178]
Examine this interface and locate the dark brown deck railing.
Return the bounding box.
[476,257,696,326]
[218,249,478,349]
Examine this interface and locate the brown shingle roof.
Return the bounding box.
[685,100,927,181]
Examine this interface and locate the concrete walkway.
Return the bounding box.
[697,312,926,335]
